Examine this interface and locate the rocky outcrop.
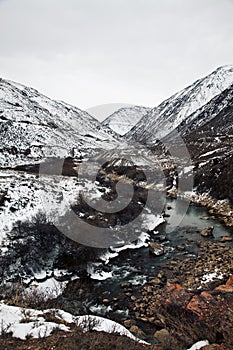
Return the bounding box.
[215,275,233,292]
[186,291,215,317]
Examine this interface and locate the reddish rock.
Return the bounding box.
[215,275,233,292]
[165,284,191,308]
[186,292,214,317]
[167,283,183,292]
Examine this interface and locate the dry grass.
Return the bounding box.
[0,327,160,350]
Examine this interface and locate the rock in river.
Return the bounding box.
[200,226,214,237]
[149,242,165,256]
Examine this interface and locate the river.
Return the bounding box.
[62,198,232,321]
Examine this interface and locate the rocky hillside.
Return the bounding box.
[183,85,233,203]
[102,106,150,135]
[124,67,233,204]
[160,83,233,203]
[0,78,119,167]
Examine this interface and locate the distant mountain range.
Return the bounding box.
[1,66,233,204]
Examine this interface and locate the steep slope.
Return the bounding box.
[102,106,150,135]
[182,85,233,202]
[177,83,233,137]
[0,78,119,167]
[126,65,233,144]
[162,83,233,203]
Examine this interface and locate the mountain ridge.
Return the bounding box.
[0,78,120,167]
[126,65,233,144]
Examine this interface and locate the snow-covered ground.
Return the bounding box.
[24,277,69,300]
[0,167,165,286]
[0,170,81,244]
[0,303,70,340]
[0,303,214,348]
[0,303,148,344]
[201,269,223,284]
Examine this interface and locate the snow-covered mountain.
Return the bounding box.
[126,65,233,144]
[182,84,233,202]
[102,106,150,135]
[0,78,119,167]
[177,84,233,137]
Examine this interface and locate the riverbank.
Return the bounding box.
[101,240,233,349]
[168,189,233,230]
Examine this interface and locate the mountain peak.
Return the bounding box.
[102,105,151,136]
[126,66,233,143]
[215,64,233,71]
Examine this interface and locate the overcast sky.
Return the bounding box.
[0,0,233,120]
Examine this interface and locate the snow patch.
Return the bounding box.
[201,269,223,284]
[187,340,209,350]
[0,303,148,344]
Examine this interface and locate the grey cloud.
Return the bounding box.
[0,0,232,116]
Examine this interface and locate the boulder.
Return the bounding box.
[154,328,170,343]
[220,236,233,242]
[200,226,214,237]
[123,319,136,328]
[201,216,210,220]
[129,325,146,337]
[176,244,186,251]
[149,278,161,285]
[149,242,165,256]
[186,292,214,317]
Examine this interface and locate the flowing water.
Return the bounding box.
[64,198,232,318]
